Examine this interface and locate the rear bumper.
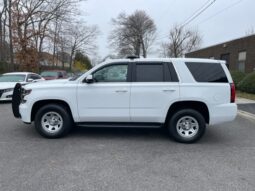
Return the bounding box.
[209,103,237,125]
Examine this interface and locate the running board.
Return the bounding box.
[76,122,163,128]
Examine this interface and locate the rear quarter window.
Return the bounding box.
[185,62,228,83]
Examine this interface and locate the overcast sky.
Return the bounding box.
[79,0,254,58]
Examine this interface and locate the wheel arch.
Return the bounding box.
[165,101,210,124]
[31,99,74,122]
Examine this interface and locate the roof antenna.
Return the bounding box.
[126,55,139,60]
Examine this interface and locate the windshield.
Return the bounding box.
[0,74,26,82]
[41,71,58,77]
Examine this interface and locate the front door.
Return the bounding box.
[77,63,131,122]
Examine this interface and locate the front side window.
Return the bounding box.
[93,64,128,82]
[136,64,164,82]
[27,74,40,81]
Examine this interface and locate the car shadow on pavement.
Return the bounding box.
[72,126,170,140]
[17,123,229,145]
[69,126,226,144]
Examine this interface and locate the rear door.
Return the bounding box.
[130,62,180,123]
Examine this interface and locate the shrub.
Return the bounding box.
[238,71,255,94]
[230,70,246,86]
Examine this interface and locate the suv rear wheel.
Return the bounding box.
[167,109,206,143]
[34,104,73,138]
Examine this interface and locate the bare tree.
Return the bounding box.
[0,0,13,71]
[0,0,7,61]
[65,22,99,70]
[109,10,156,58]
[245,27,254,36]
[161,25,202,58]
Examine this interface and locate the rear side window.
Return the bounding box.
[136,64,164,82]
[185,62,228,83]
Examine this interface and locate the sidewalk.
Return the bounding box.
[236,97,255,104]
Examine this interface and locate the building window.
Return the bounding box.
[238,51,246,72]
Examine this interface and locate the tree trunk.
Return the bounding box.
[69,48,74,71]
[52,19,58,67]
[0,16,3,61]
[8,0,14,71]
[135,41,140,57]
[141,40,146,58]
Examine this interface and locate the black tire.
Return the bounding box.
[34,104,73,138]
[12,83,22,118]
[167,109,206,143]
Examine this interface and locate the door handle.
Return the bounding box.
[162,89,176,92]
[115,90,128,93]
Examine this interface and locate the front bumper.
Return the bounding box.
[0,90,13,101]
[19,103,32,123]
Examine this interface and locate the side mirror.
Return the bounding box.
[85,74,94,83]
[27,78,34,83]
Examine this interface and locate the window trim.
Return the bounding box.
[167,62,179,82]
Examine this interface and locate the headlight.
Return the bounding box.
[3,88,14,93]
[21,89,32,103]
[22,89,32,96]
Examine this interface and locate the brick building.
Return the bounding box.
[186,35,255,73]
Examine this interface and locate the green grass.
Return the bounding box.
[237,90,255,101]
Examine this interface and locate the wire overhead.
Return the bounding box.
[198,0,245,24]
[181,0,217,28]
[156,0,217,41]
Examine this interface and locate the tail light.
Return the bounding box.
[230,83,236,103]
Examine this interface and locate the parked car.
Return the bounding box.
[12,57,237,143]
[0,72,44,101]
[40,70,67,80]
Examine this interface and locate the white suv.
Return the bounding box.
[12,58,237,143]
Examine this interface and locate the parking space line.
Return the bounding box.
[238,110,255,123]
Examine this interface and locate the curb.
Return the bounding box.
[237,97,255,104]
[238,110,255,122]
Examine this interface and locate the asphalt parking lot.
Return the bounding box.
[238,103,255,115]
[1,103,255,191]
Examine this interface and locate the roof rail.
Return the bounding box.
[126,55,139,59]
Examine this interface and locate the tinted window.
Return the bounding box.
[28,74,41,80]
[58,72,63,78]
[136,64,164,82]
[93,64,128,82]
[167,62,179,82]
[41,71,58,77]
[33,75,41,80]
[185,62,228,83]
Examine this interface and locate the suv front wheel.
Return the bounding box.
[167,109,206,143]
[34,104,73,138]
